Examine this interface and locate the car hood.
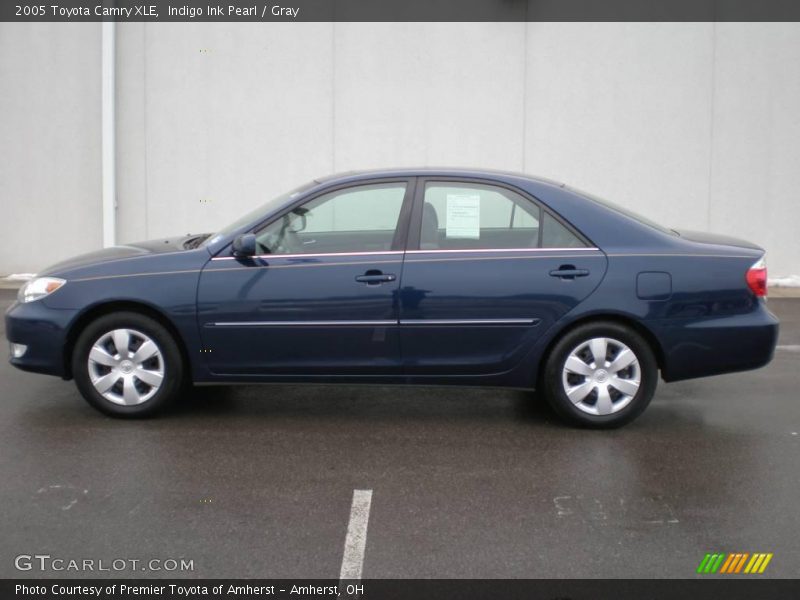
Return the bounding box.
[675,229,763,252]
[40,234,209,276]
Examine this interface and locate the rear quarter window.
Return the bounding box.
[541,212,587,248]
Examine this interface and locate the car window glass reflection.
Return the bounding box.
[421,183,541,250]
[255,183,406,255]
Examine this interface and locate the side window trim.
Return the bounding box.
[391,176,418,252]
[407,177,594,252]
[241,177,416,257]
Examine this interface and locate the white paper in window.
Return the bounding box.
[445,194,480,239]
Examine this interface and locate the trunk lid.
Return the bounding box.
[675,229,763,252]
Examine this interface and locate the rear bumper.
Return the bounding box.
[5,299,75,378]
[651,302,779,382]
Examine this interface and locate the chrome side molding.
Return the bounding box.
[210,318,540,327]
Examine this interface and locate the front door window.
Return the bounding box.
[256,183,407,255]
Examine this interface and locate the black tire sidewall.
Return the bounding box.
[543,322,658,429]
[72,312,184,417]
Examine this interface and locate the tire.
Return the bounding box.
[541,321,658,429]
[72,311,185,418]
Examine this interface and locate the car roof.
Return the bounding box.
[313,167,566,189]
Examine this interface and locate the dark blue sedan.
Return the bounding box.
[5,169,779,427]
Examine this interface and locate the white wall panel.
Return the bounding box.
[0,24,101,274]
[524,23,714,232]
[116,23,148,244]
[1,22,799,277]
[709,24,800,277]
[334,23,526,171]
[138,23,334,240]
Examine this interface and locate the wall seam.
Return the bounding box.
[101,22,116,247]
[331,22,336,174]
[142,23,149,239]
[706,22,717,231]
[521,9,528,172]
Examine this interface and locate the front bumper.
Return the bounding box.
[651,302,780,382]
[5,299,77,378]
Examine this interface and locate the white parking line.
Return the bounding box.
[339,489,373,581]
[776,345,800,352]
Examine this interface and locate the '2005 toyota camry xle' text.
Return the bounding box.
[5,169,779,427]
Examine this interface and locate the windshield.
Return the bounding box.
[202,182,316,247]
[569,186,677,236]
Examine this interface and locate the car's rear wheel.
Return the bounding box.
[72,312,184,418]
[542,321,658,428]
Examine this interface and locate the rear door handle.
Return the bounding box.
[355,271,396,285]
[549,265,590,279]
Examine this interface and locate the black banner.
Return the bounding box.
[3,0,800,23]
[4,579,800,600]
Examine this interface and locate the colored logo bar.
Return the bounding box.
[697,552,773,574]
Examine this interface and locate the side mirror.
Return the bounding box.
[232,233,257,257]
[289,213,307,233]
[288,207,308,233]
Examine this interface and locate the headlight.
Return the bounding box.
[18,277,66,303]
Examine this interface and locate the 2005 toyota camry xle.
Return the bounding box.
[5,169,779,427]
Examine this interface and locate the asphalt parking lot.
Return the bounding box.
[1,289,798,579]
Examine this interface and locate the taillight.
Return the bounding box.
[746,257,767,298]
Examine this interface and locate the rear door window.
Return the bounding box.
[419,183,541,250]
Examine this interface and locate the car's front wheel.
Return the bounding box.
[72,312,185,417]
[542,321,658,428]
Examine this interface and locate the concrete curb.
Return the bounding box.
[768,288,800,298]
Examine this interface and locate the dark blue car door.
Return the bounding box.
[398,178,608,375]
[196,179,414,375]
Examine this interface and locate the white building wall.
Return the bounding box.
[1,22,798,277]
[524,23,715,231]
[709,24,800,276]
[0,24,102,274]
[333,23,526,171]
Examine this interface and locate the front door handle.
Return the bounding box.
[355,270,397,285]
[549,265,590,280]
